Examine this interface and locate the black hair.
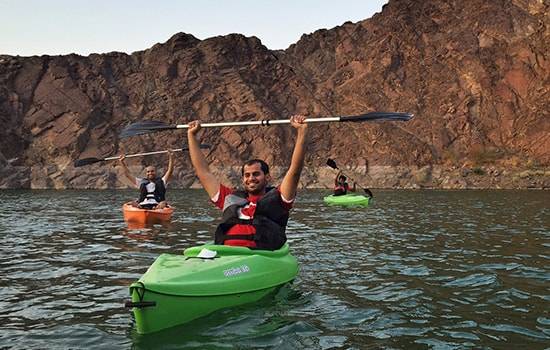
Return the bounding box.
[241,159,270,175]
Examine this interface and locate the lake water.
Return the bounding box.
[0,189,548,349]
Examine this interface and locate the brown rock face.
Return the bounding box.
[0,0,548,189]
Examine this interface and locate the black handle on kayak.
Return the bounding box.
[124,300,156,308]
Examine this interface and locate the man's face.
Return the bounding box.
[145,166,156,180]
[242,162,271,195]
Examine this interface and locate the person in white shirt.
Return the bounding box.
[118,150,174,209]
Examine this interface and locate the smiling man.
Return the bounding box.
[187,115,308,250]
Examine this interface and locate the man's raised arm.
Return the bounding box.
[187,120,220,198]
[280,114,308,201]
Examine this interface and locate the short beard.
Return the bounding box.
[246,183,267,195]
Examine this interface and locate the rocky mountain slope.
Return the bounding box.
[0,0,548,189]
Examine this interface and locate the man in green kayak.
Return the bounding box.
[187,115,308,250]
[333,170,356,196]
[118,150,174,209]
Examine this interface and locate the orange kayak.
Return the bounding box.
[122,203,174,226]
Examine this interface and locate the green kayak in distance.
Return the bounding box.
[126,243,299,334]
[323,193,371,207]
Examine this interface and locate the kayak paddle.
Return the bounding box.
[326,158,373,198]
[119,112,414,138]
[74,144,211,167]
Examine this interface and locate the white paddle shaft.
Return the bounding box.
[104,148,184,161]
[174,117,342,129]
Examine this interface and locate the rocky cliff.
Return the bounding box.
[0,0,548,189]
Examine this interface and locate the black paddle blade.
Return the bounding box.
[341,112,414,122]
[363,188,374,198]
[326,158,338,169]
[120,120,176,138]
[74,157,103,167]
[184,143,211,150]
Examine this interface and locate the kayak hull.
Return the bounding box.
[128,243,298,334]
[122,203,173,225]
[130,283,281,334]
[323,194,370,206]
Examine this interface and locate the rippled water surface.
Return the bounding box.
[1,189,548,349]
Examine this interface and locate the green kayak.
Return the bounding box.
[323,193,371,206]
[125,243,299,334]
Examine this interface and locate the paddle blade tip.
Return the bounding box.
[73,158,100,167]
[341,112,415,123]
[326,158,338,169]
[119,120,174,138]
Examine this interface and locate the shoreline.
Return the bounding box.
[1,164,548,190]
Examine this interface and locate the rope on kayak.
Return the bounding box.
[125,282,156,308]
[131,282,146,302]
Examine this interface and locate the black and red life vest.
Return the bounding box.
[334,182,349,196]
[138,177,166,204]
[214,187,289,250]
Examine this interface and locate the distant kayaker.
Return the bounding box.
[118,150,174,209]
[187,115,308,250]
[333,171,356,196]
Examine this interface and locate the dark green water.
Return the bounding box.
[0,189,548,349]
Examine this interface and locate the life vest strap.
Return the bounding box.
[218,234,255,241]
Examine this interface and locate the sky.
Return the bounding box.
[0,0,388,57]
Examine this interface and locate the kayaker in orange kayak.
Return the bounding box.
[187,115,308,250]
[118,150,174,209]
